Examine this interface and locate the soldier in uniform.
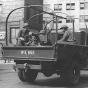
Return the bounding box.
[16,22,30,46]
[57,25,75,44]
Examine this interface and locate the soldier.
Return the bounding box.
[16,22,30,46]
[57,25,75,43]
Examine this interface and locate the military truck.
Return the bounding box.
[1,5,88,86]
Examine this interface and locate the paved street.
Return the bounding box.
[0,60,88,88]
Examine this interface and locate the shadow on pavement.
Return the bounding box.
[28,77,70,87]
[26,75,88,88]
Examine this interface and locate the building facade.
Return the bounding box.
[0,0,43,45]
[43,0,88,32]
[0,0,24,45]
[0,0,24,30]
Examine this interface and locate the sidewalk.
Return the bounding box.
[0,60,15,64]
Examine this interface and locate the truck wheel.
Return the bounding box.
[66,61,80,85]
[18,69,26,82]
[60,61,80,86]
[23,69,38,82]
[18,69,38,82]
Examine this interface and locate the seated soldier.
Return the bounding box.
[16,22,30,46]
[57,25,76,44]
[26,32,40,46]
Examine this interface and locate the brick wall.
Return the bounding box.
[0,0,43,45]
[1,0,24,21]
[0,0,24,30]
[0,0,43,31]
[0,0,24,45]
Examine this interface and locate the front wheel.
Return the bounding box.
[60,60,80,86]
[66,61,80,85]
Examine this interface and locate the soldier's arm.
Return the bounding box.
[59,31,68,41]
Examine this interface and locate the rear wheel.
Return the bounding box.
[18,69,38,82]
[18,69,26,82]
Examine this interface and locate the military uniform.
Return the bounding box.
[58,25,75,44]
[16,23,30,46]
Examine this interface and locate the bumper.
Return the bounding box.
[15,63,41,70]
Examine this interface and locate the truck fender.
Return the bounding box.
[70,53,83,65]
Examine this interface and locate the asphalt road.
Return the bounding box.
[0,62,88,88]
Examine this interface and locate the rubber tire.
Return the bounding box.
[18,69,26,82]
[60,61,80,86]
[22,69,38,82]
[66,61,80,85]
[18,69,38,82]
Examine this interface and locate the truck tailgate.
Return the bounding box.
[2,46,55,61]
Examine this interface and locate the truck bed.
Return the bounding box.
[2,46,56,61]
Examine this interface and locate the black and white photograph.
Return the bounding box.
[0,0,88,88]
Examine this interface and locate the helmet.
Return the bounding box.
[60,25,68,29]
[23,23,29,28]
